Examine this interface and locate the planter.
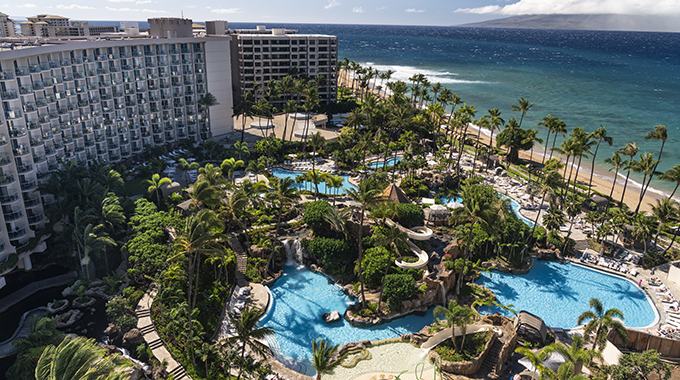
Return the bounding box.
[46,299,69,314]
[429,331,497,375]
[73,296,96,308]
[55,309,84,328]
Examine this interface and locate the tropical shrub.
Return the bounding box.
[382,274,416,312]
[303,200,334,237]
[359,246,391,288]
[106,296,136,330]
[433,331,491,362]
[394,203,425,228]
[303,237,356,277]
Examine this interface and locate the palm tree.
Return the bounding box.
[618,142,639,206]
[651,198,678,253]
[325,175,345,205]
[281,99,297,142]
[587,125,613,196]
[527,171,564,242]
[633,212,657,257]
[554,362,589,380]
[267,177,300,236]
[178,158,200,186]
[375,226,410,313]
[542,207,567,239]
[145,173,172,208]
[79,223,116,278]
[227,308,275,380]
[36,335,126,380]
[567,128,595,194]
[311,338,339,380]
[198,92,219,140]
[485,108,504,155]
[169,209,223,334]
[514,346,554,380]
[641,125,667,198]
[433,300,476,354]
[232,141,250,161]
[221,157,245,184]
[524,128,544,177]
[449,189,500,294]
[543,332,602,375]
[309,132,326,173]
[632,152,660,214]
[577,298,627,351]
[220,190,249,233]
[198,163,226,188]
[603,152,625,214]
[511,97,534,128]
[236,91,255,143]
[659,164,680,200]
[537,114,559,165]
[345,181,384,308]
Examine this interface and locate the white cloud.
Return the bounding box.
[211,8,242,14]
[136,0,152,4]
[352,6,363,13]
[406,8,424,13]
[56,4,95,9]
[455,0,680,15]
[324,0,340,10]
[106,6,136,11]
[17,3,37,7]
[107,0,135,2]
[376,6,387,10]
[142,8,166,13]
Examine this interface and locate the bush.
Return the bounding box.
[394,203,425,228]
[304,237,356,277]
[127,289,145,309]
[0,252,18,272]
[106,296,137,330]
[303,200,334,237]
[382,274,416,312]
[359,246,391,289]
[433,331,491,362]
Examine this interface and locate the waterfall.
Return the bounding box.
[440,282,447,306]
[283,239,294,263]
[282,239,303,265]
[102,338,151,376]
[293,239,304,263]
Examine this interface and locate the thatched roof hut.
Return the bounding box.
[424,205,451,225]
[380,183,412,204]
[582,195,609,212]
[514,310,548,344]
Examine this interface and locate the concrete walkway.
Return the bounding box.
[0,272,77,314]
[135,283,191,380]
[0,307,48,358]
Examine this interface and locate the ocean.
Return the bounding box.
[233,23,680,196]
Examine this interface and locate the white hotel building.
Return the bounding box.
[0,18,235,286]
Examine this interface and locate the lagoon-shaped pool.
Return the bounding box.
[260,263,435,376]
[477,260,657,329]
[270,168,356,195]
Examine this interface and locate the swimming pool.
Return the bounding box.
[368,157,402,169]
[477,260,657,329]
[270,168,356,195]
[260,263,436,376]
[440,196,534,227]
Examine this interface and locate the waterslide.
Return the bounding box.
[385,219,433,269]
[420,324,496,351]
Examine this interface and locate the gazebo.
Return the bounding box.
[424,205,451,226]
[514,310,548,344]
[582,195,609,212]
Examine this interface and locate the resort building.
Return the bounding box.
[0,17,235,287]
[0,13,16,38]
[226,25,338,104]
[20,15,119,38]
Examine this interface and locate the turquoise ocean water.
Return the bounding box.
[230,23,680,196]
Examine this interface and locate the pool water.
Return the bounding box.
[440,196,534,227]
[477,260,657,329]
[368,157,402,168]
[270,168,356,195]
[260,263,436,376]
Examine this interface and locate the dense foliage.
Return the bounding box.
[433,332,491,362]
[382,274,416,311]
[394,203,425,228]
[303,237,356,277]
[303,200,334,237]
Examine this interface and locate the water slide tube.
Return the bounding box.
[385,219,433,269]
[420,324,495,351]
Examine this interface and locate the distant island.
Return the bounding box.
[460,14,680,33]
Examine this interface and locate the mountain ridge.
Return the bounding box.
[459,14,680,33]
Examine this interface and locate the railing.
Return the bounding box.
[28,213,44,225]
[20,179,37,191]
[3,208,23,221]
[0,189,19,204]
[8,225,27,240]
[24,196,41,208]
[16,163,33,174]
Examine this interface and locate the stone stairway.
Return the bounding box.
[229,233,249,287]
[480,338,505,378]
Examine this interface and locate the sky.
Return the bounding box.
[3,0,680,26]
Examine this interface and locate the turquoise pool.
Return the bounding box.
[441,196,534,227]
[477,260,657,329]
[270,168,356,195]
[260,263,436,376]
[368,157,402,168]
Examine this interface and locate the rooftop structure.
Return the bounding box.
[148,18,192,39]
[380,183,412,204]
[20,15,119,38]
[228,25,337,104]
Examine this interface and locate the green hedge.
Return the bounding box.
[382,274,416,312]
[0,253,18,272]
[394,203,425,228]
[303,200,334,237]
[304,237,356,277]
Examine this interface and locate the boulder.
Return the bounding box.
[250,245,269,259]
[104,323,123,346]
[55,309,83,328]
[152,366,169,380]
[46,299,69,314]
[443,241,462,259]
[123,328,145,348]
[323,311,341,323]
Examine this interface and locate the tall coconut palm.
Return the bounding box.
[220,190,249,233]
[232,140,250,161]
[618,142,639,206]
[659,164,680,200]
[178,158,200,187]
[145,173,172,208]
[633,211,657,257]
[227,308,275,380]
[36,336,126,380]
[236,91,255,143]
[641,124,667,198]
[267,177,300,237]
[485,108,505,154]
[603,152,625,215]
[311,338,339,380]
[511,97,534,128]
[80,223,116,277]
[309,132,326,173]
[345,181,384,308]
[587,125,613,196]
[325,175,345,205]
[632,152,660,214]
[651,198,678,251]
[375,226,410,313]
[524,128,544,178]
[281,100,297,143]
[198,163,226,188]
[220,157,245,184]
[537,114,558,165]
[433,300,476,354]
[546,117,567,163]
[577,298,627,351]
[527,171,564,244]
[515,346,552,380]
